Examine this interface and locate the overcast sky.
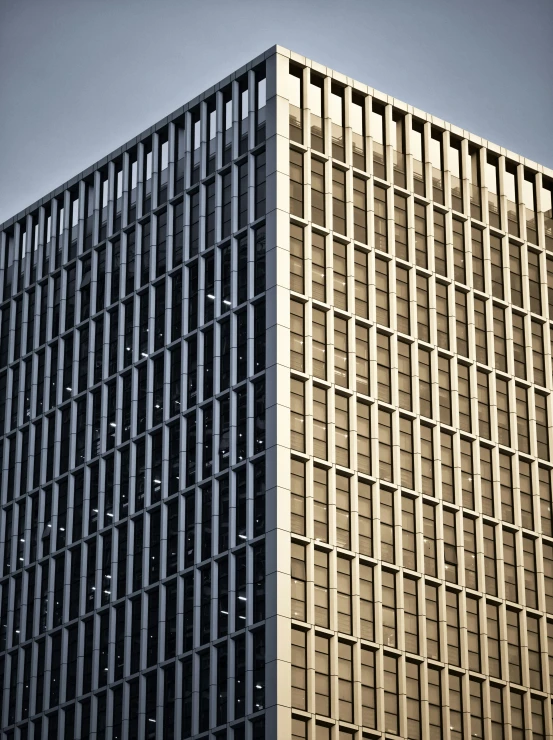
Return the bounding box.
[1,0,551,225]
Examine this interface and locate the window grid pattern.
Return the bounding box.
[286,58,553,740]
[0,58,270,740]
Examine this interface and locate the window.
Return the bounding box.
[290,150,303,218]
[430,131,443,203]
[290,379,305,452]
[490,234,504,299]
[310,73,324,152]
[335,394,349,467]
[414,202,427,267]
[332,167,346,234]
[313,385,327,459]
[290,300,304,372]
[416,274,429,342]
[378,409,393,482]
[383,654,399,734]
[311,158,325,226]
[377,332,391,402]
[374,185,387,251]
[336,473,350,548]
[400,417,414,488]
[394,194,407,260]
[314,549,329,627]
[371,102,385,178]
[435,282,449,349]
[333,241,347,310]
[312,231,326,302]
[434,209,446,276]
[487,156,501,227]
[291,543,306,621]
[337,557,352,633]
[353,177,367,242]
[404,577,418,653]
[290,459,305,536]
[289,64,302,143]
[314,466,328,541]
[507,609,521,684]
[447,138,462,212]
[467,597,480,672]
[474,297,487,363]
[312,308,326,379]
[354,249,368,317]
[357,401,371,475]
[290,223,304,293]
[315,635,330,715]
[398,340,411,410]
[446,590,460,664]
[291,629,307,710]
[375,256,389,326]
[396,265,410,334]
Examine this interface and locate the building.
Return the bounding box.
[0,43,553,740]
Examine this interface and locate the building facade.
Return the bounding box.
[0,44,553,740]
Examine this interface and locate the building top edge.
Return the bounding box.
[2,43,551,231]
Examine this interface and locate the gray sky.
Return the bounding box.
[1,0,551,225]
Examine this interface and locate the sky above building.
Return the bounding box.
[0,0,551,225]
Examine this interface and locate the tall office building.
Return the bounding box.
[1,44,553,740]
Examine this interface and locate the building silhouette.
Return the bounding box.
[1,45,553,739]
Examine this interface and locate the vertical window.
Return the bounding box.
[375,257,389,325]
[394,194,407,260]
[291,629,307,710]
[314,549,329,627]
[396,264,410,334]
[290,150,303,218]
[446,590,460,664]
[535,392,549,460]
[358,481,372,556]
[315,635,330,716]
[314,466,328,542]
[334,316,348,387]
[507,609,521,684]
[311,158,325,226]
[310,74,324,152]
[353,176,366,242]
[332,167,346,234]
[414,202,427,267]
[487,156,501,228]
[505,164,519,237]
[379,409,393,481]
[333,241,347,310]
[291,379,305,452]
[490,234,504,299]
[289,64,302,143]
[291,459,305,536]
[291,543,306,621]
[392,113,406,187]
[351,93,365,169]
[411,121,425,195]
[313,385,327,459]
[371,102,385,179]
[433,209,446,276]
[400,417,414,488]
[354,249,368,317]
[380,489,395,564]
[430,131,443,204]
[290,300,304,372]
[290,224,304,293]
[335,394,349,467]
[373,185,387,251]
[435,282,449,349]
[383,655,399,734]
[312,308,326,379]
[466,597,480,672]
[357,401,371,475]
[474,297,487,363]
[426,583,439,658]
[337,557,352,633]
[404,577,418,653]
[335,473,350,548]
[449,139,463,212]
[416,274,429,342]
[312,231,326,302]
